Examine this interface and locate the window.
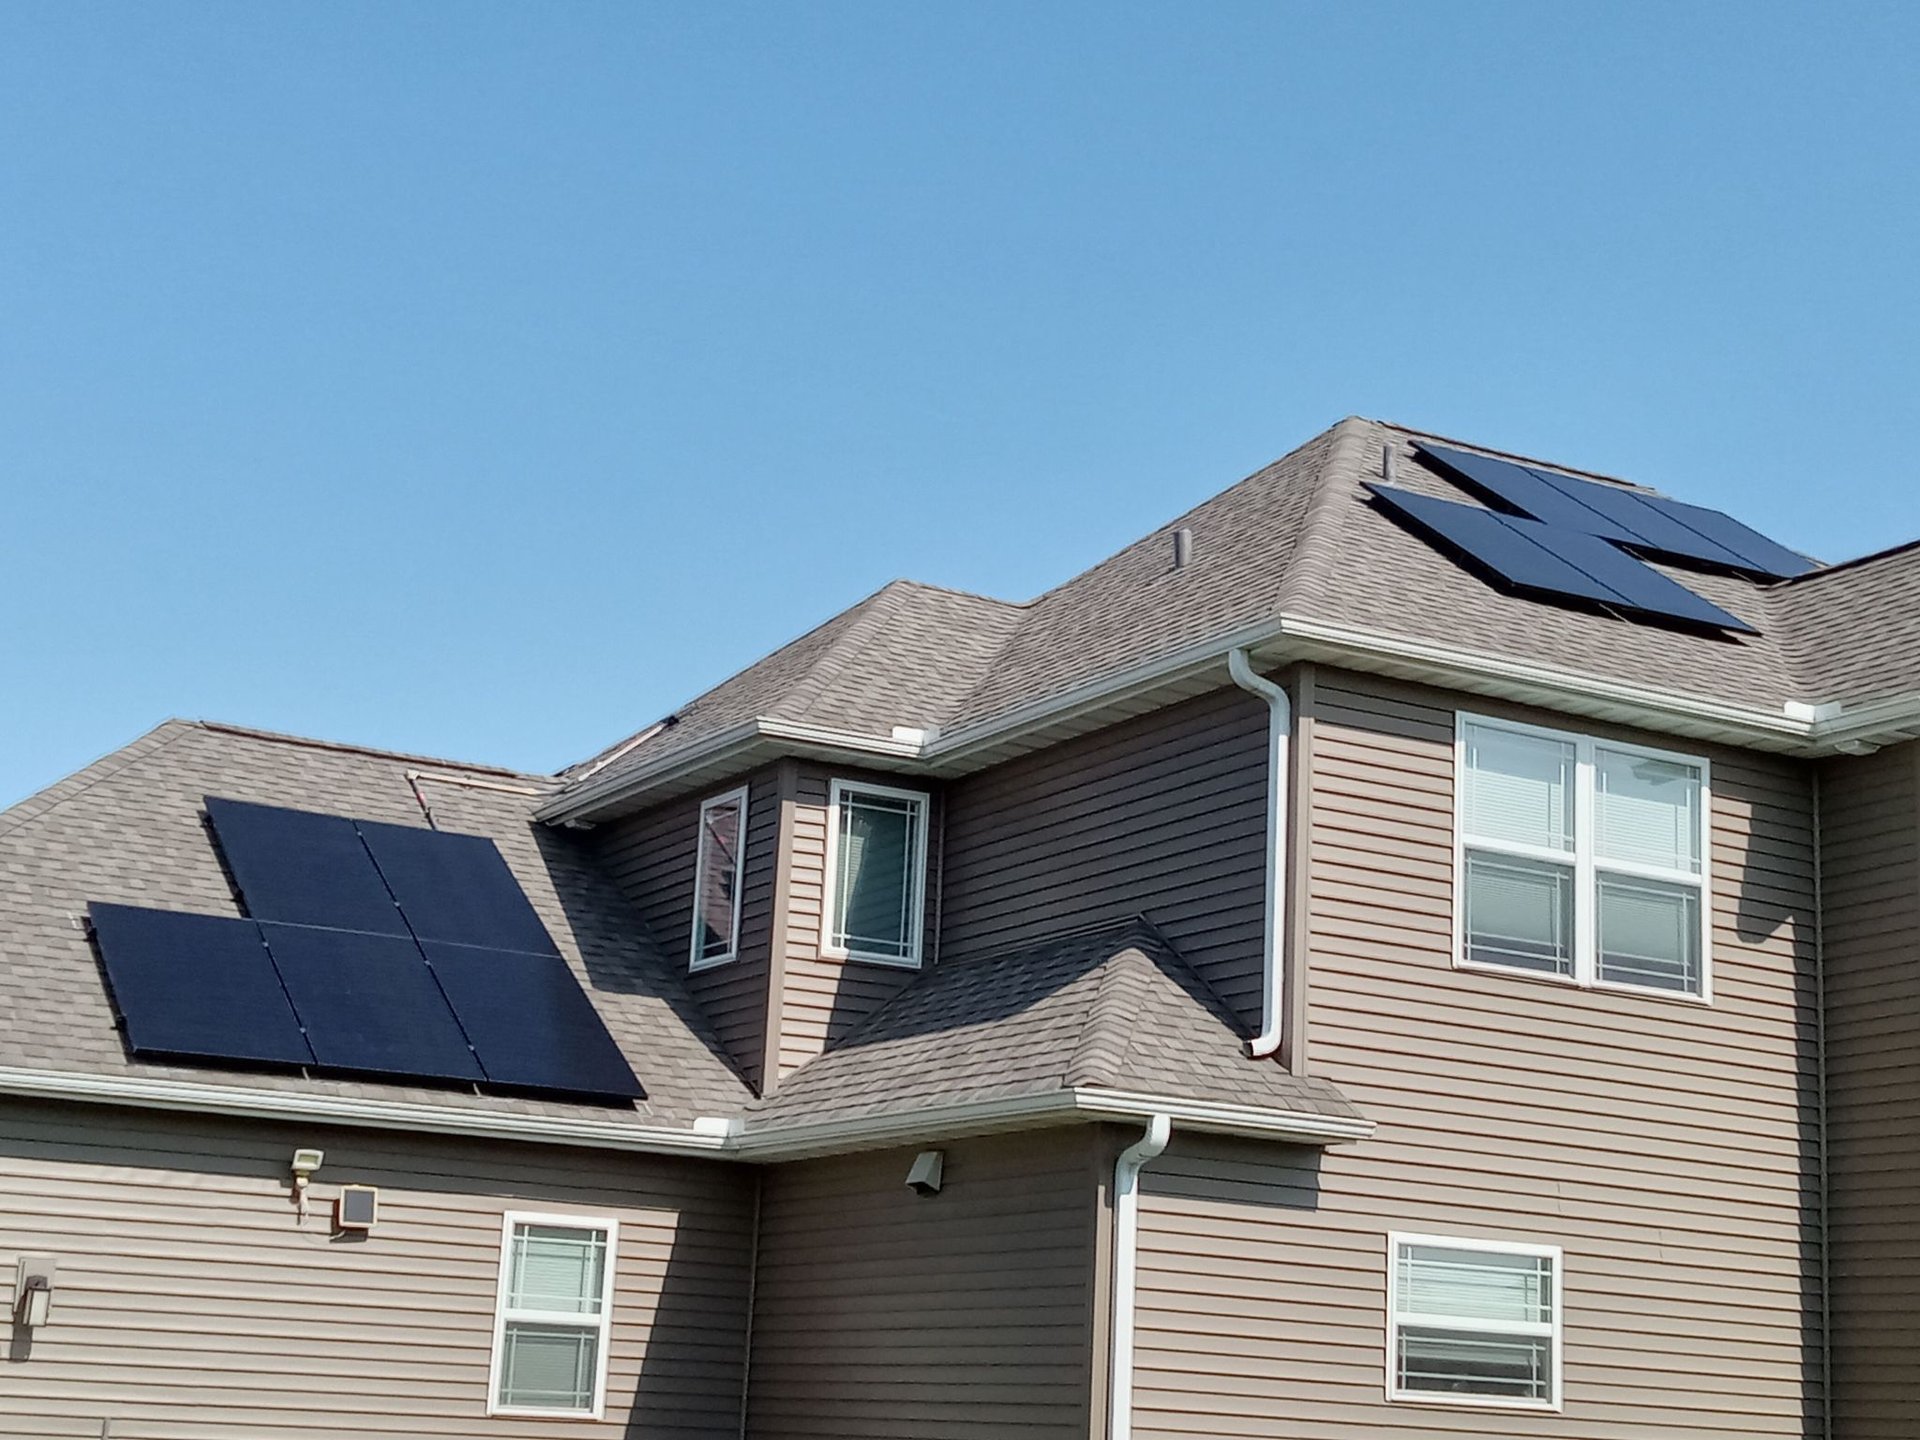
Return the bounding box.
[1387,1234,1562,1410]
[688,786,749,971]
[1457,715,1710,999]
[489,1214,618,1419]
[822,780,929,967]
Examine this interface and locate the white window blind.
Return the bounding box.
[1389,1236,1561,1409]
[689,787,748,970]
[490,1217,617,1418]
[824,781,929,967]
[1459,717,1710,999]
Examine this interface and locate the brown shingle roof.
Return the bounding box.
[0,722,751,1128]
[744,918,1361,1133]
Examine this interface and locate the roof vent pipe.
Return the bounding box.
[1381,445,1396,483]
[1226,648,1289,1060]
[1171,527,1193,569]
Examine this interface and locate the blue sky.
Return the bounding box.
[4,2,1917,805]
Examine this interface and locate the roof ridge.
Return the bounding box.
[191,720,545,781]
[886,577,1028,610]
[1062,918,1164,1088]
[1366,416,1655,493]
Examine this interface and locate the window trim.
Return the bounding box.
[687,785,751,973]
[1453,712,1713,1004]
[486,1211,620,1421]
[1385,1231,1565,1412]
[820,778,930,969]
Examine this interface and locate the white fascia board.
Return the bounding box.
[0,1068,732,1158]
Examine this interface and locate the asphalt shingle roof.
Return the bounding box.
[744,918,1360,1132]
[0,721,751,1128]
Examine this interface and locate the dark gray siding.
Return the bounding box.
[1821,741,1920,1438]
[746,1129,1101,1440]
[939,682,1270,1031]
[594,764,782,1089]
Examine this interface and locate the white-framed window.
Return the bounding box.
[1456,713,1711,1001]
[688,785,749,971]
[488,1213,619,1420]
[1387,1233,1563,1410]
[821,779,929,968]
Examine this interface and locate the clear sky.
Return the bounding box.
[4,2,1917,806]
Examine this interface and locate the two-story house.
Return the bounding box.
[0,416,1914,1438]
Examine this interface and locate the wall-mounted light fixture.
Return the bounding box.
[13,1256,55,1329]
[290,1148,324,1220]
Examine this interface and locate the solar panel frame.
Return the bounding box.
[260,922,485,1083]
[356,819,559,956]
[89,904,315,1068]
[1366,483,1758,634]
[423,941,643,1101]
[205,797,408,936]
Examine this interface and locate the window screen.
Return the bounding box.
[492,1218,616,1417]
[827,783,928,966]
[1390,1237,1560,1407]
[690,788,748,969]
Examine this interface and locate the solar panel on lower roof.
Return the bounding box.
[423,942,643,1100]
[1365,483,1758,633]
[260,923,484,1083]
[89,904,315,1067]
[206,797,407,936]
[356,819,558,955]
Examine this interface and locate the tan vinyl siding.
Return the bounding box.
[1820,741,1920,1438]
[746,1129,1100,1439]
[595,765,781,1089]
[1131,669,1818,1438]
[772,765,936,1077]
[940,682,1270,1030]
[0,1100,752,1440]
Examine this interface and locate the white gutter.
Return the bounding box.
[1109,1114,1171,1440]
[1226,648,1289,1059]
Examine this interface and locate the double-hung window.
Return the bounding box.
[1388,1234,1562,1409]
[688,786,749,971]
[1457,715,1710,999]
[489,1214,618,1419]
[822,780,929,968]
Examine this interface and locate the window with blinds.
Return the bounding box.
[1459,715,1709,1000]
[1388,1235,1562,1409]
[488,1216,618,1418]
[689,786,749,971]
[823,780,929,967]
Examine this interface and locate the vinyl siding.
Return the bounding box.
[746,1129,1100,1440]
[1131,669,1819,1438]
[940,682,1270,1031]
[0,1100,753,1440]
[1820,741,1920,1438]
[595,764,782,1089]
[772,765,937,1078]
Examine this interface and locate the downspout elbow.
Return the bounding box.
[1226,648,1290,1060]
[1109,1114,1172,1440]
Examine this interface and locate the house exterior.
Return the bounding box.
[0,415,1915,1438]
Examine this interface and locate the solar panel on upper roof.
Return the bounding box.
[89,904,315,1068]
[206,797,406,936]
[260,923,484,1083]
[424,942,644,1100]
[1637,492,1816,578]
[356,819,558,955]
[1365,483,1758,634]
[1412,442,1648,545]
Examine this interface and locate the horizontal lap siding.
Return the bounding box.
[1820,742,1920,1438]
[1133,670,1817,1439]
[0,1101,753,1440]
[940,683,1269,1030]
[774,766,933,1077]
[746,1129,1097,1439]
[596,766,780,1089]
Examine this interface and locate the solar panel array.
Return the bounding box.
[89,798,643,1102]
[1361,442,1812,633]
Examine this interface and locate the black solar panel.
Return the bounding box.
[425,942,644,1100]
[1366,483,1758,634]
[357,819,558,954]
[1414,441,1811,579]
[261,923,484,1083]
[90,904,314,1067]
[206,798,406,936]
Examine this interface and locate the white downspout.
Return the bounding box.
[1109,1114,1172,1440]
[1227,647,1290,1059]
